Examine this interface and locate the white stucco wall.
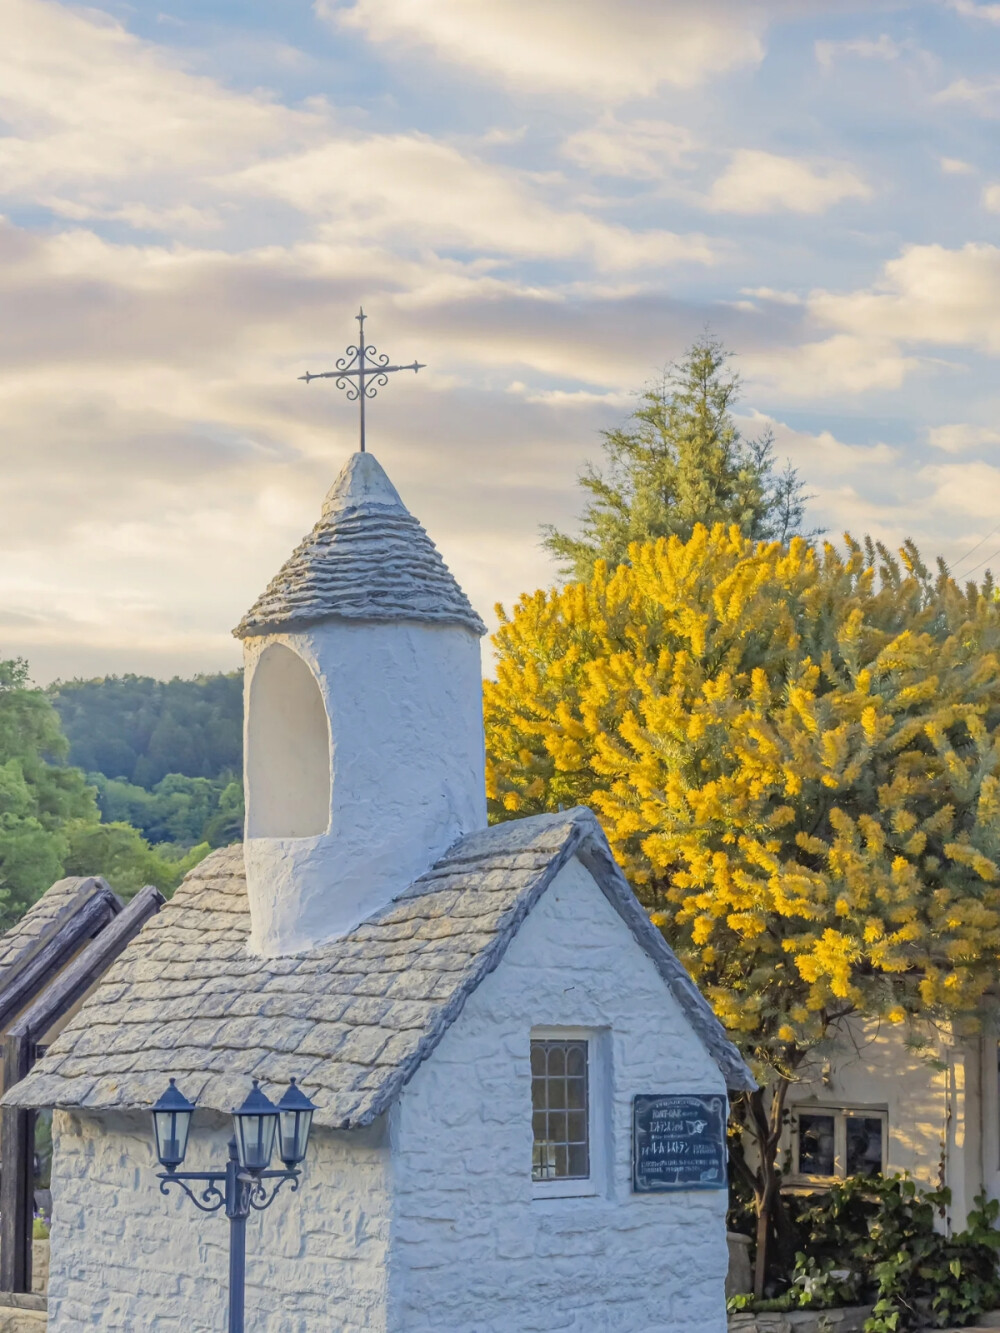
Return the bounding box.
[242,620,487,955]
[783,1017,984,1230]
[43,858,731,1330]
[388,854,730,1333]
[46,1110,391,1332]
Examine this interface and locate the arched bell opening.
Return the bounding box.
[246,643,331,839]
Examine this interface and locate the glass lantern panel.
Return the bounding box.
[154,1109,190,1167]
[237,1113,277,1171]
[278,1108,314,1165]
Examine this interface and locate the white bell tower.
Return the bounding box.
[235,451,487,957]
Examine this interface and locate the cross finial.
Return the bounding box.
[299,308,425,453]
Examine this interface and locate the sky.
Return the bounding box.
[2,0,1000,683]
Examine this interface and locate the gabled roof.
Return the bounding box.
[0,877,115,988]
[6,809,753,1127]
[234,451,486,639]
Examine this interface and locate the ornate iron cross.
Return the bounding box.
[299,308,425,453]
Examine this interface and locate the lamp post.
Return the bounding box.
[151,1076,316,1333]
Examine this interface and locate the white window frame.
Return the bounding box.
[787,1104,888,1185]
[530,1026,610,1201]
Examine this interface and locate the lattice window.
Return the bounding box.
[531,1039,590,1182]
[793,1106,886,1181]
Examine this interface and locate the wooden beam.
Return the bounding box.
[9,885,165,1047]
[0,890,119,1032]
[0,886,163,1295]
[0,1034,33,1292]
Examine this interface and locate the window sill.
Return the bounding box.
[532,1179,598,1201]
[782,1175,883,1194]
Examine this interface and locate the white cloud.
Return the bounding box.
[562,117,697,180]
[707,150,871,215]
[755,414,1000,569]
[750,413,925,548]
[814,34,900,68]
[0,0,716,272]
[741,287,805,306]
[0,0,320,223]
[745,335,915,396]
[934,78,1000,113]
[927,424,1000,452]
[922,461,1000,521]
[229,136,714,270]
[322,0,767,101]
[809,243,1000,353]
[940,156,976,174]
[984,183,1000,211]
[949,0,1000,22]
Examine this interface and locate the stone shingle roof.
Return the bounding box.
[234,451,486,639]
[0,877,113,988]
[6,809,753,1125]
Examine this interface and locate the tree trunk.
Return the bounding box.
[740,1078,792,1299]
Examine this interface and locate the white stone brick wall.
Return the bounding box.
[46,1109,391,1331]
[44,854,730,1330]
[388,854,730,1333]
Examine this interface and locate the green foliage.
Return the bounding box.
[62,820,211,900]
[48,672,243,788]
[202,780,245,848]
[727,1253,861,1313]
[542,337,811,581]
[787,1176,1000,1330]
[0,657,224,924]
[90,772,244,848]
[0,658,98,928]
[32,1217,49,1241]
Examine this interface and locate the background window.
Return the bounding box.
[798,1113,835,1176]
[846,1115,883,1177]
[531,1039,589,1182]
[793,1106,886,1180]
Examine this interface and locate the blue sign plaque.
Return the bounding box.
[632,1093,728,1192]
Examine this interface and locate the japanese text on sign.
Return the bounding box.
[632,1093,728,1192]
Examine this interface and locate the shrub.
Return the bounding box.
[791,1175,1000,1330]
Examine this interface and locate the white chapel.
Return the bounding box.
[8,448,753,1331]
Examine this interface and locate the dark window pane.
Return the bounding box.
[568,1142,589,1177]
[567,1077,586,1109]
[798,1114,835,1176]
[846,1117,883,1177]
[531,1039,590,1182]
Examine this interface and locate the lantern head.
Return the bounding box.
[232,1079,279,1173]
[275,1078,317,1169]
[152,1078,195,1171]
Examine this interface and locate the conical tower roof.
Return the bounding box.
[235,452,486,639]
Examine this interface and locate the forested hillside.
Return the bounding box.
[0,659,215,924]
[48,673,242,785]
[44,672,245,856]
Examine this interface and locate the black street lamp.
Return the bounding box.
[151,1076,317,1333]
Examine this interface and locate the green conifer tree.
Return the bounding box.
[543,337,811,581]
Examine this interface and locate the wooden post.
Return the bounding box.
[0,1033,33,1292]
